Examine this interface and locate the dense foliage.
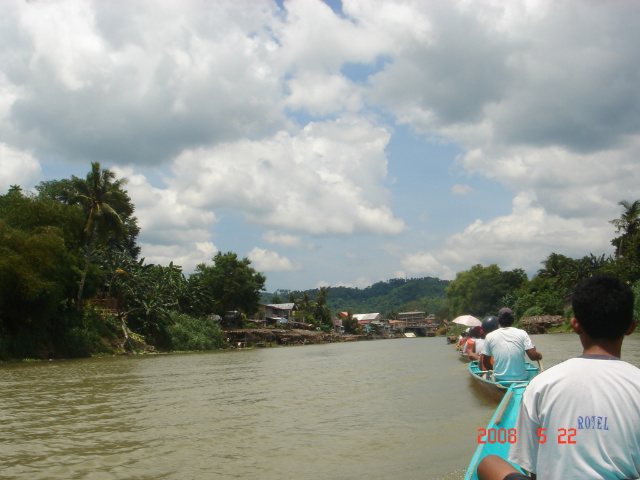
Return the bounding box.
[190,252,267,318]
[0,166,262,359]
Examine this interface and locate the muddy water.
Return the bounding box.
[2,333,639,480]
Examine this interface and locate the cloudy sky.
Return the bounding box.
[2,0,640,291]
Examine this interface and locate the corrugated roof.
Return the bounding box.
[353,313,381,321]
[266,303,295,309]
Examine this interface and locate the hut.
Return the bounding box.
[521,315,564,334]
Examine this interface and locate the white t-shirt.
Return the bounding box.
[474,338,485,355]
[509,357,640,480]
[483,327,535,380]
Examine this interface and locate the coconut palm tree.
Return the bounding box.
[610,200,640,258]
[73,162,131,308]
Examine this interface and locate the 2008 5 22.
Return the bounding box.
[477,428,577,444]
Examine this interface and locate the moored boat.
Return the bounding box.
[463,384,528,480]
[468,360,539,400]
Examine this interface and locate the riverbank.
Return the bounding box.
[224,328,405,347]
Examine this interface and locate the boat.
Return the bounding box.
[463,384,528,480]
[459,351,472,362]
[468,360,539,400]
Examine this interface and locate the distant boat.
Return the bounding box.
[463,384,528,480]
[468,360,539,400]
[404,332,416,338]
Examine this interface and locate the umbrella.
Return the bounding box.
[452,315,481,327]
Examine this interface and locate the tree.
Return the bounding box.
[446,264,527,317]
[609,200,640,282]
[71,163,133,307]
[0,190,79,342]
[610,200,640,258]
[191,252,266,318]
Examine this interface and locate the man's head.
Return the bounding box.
[572,275,635,340]
[469,326,482,338]
[482,316,499,334]
[497,307,514,327]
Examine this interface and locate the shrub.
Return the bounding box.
[165,313,224,351]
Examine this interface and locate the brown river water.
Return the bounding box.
[2,333,640,480]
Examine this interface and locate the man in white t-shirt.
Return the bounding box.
[477,275,640,480]
[482,308,542,381]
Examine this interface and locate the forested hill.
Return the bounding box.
[262,277,450,318]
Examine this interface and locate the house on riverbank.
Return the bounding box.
[261,303,296,326]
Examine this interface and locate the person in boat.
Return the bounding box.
[457,330,469,351]
[477,275,640,480]
[469,316,499,363]
[481,308,542,380]
[462,326,479,354]
[464,326,482,358]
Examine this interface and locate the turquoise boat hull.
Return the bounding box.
[464,384,528,480]
[468,360,539,400]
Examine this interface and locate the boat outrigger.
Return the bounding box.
[464,384,528,480]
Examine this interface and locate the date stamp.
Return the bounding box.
[477,428,578,444]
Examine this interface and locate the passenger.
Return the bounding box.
[481,308,542,380]
[457,330,469,351]
[477,275,640,480]
[466,326,485,361]
[473,316,499,367]
[463,326,481,356]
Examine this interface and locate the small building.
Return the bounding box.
[353,313,382,333]
[399,311,426,324]
[262,303,296,326]
[388,320,406,332]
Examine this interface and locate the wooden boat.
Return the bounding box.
[463,384,528,480]
[459,351,472,362]
[468,360,539,400]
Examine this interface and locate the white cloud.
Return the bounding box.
[263,230,312,249]
[248,247,299,272]
[0,143,41,192]
[138,242,217,273]
[438,191,615,275]
[169,117,405,236]
[333,276,375,289]
[452,184,474,195]
[111,167,218,271]
[1,0,287,165]
[400,252,456,281]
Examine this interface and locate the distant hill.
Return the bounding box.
[261,277,450,318]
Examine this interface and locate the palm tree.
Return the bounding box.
[610,200,640,258]
[73,162,131,308]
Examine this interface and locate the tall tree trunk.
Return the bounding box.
[76,236,94,310]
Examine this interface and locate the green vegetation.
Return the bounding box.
[0,165,265,360]
[2,164,639,360]
[264,277,450,319]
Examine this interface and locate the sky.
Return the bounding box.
[2,0,640,292]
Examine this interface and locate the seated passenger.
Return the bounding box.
[482,308,542,381]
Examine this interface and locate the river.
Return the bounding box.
[2,332,640,480]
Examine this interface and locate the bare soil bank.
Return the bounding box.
[224,328,404,347]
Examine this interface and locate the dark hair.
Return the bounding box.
[571,275,634,340]
[497,308,514,327]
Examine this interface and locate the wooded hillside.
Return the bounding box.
[262,277,450,318]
